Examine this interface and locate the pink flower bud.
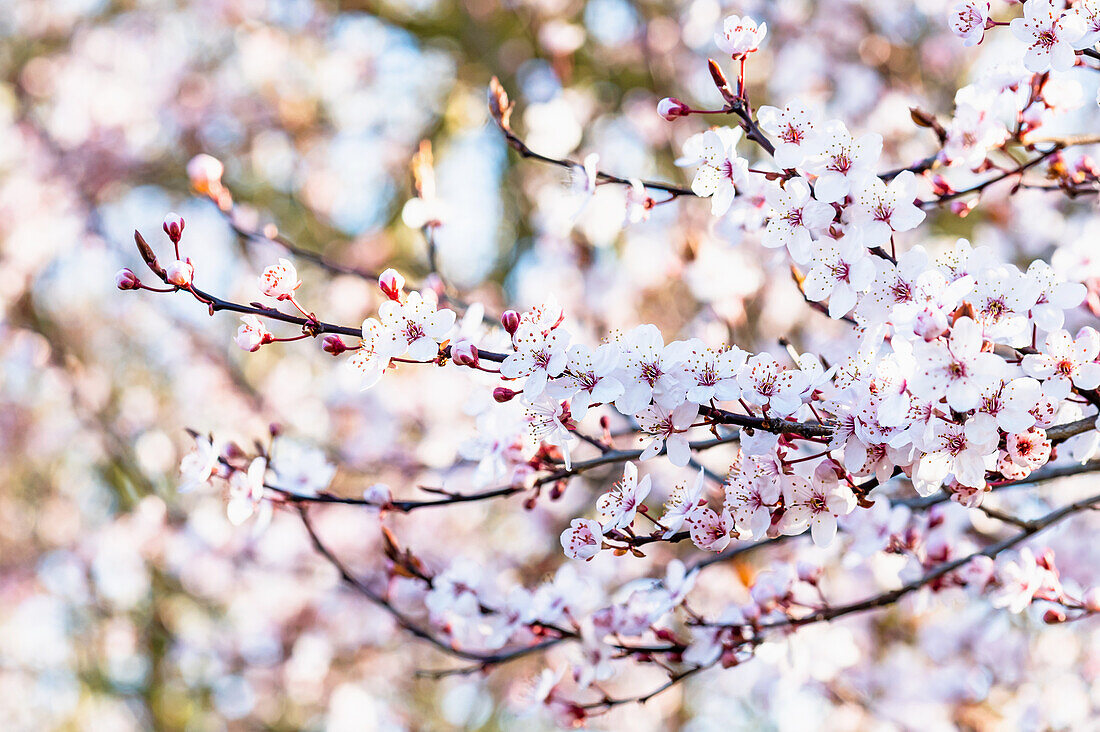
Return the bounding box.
[493,386,518,403]
[115,268,140,290]
[451,340,479,367]
[796,560,821,584]
[950,199,977,218]
[501,310,521,335]
[363,483,393,508]
[322,335,347,355]
[378,268,405,301]
[163,212,185,243]
[930,175,954,197]
[187,154,224,195]
[657,97,690,121]
[1043,608,1066,624]
[165,260,194,287]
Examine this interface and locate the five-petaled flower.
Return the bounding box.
[1009,0,1086,73]
[259,258,301,300]
[561,518,604,561]
[378,291,456,361]
[1022,327,1100,400]
[714,14,767,59]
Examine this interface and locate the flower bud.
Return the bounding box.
[657,97,690,121]
[236,315,271,352]
[930,175,954,197]
[501,310,521,335]
[115,268,140,290]
[363,483,393,508]
[1043,608,1067,624]
[163,212,185,243]
[1083,587,1100,612]
[451,340,479,367]
[322,334,347,356]
[493,386,518,403]
[796,560,821,584]
[1036,548,1057,571]
[378,268,405,301]
[165,260,194,287]
[950,199,978,218]
[187,154,224,195]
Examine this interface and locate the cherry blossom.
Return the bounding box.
[348,318,391,389]
[501,325,571,399]
[1025,260,1086,332]
[762,178,835,263]
[102,6,1100,724]
[941,103,1010,171]
[725,471,780,539]
[613,324,690,414]
[1071,0,1100,48]
[378,268,405,301]
[801,121,883,204]
[1022,327,1100,400]
[258,258,301,300]
[848,171,926,246]
[378,291,456,361]
[913,414,999,494]
[756,102,821,169]
[270,440,336,497]
[226,457,267,526]
[989,549,1048,613]
[595,462,652,531]
[780,473,855,547]
[1005,427,1052,473]
[801,233,876,318]
[948,1,989,47]
[714,15,767,59]
[179,435,218,493]
[1009,0,1086,73]
[656,97,690,120]
[671,341,746,404]
[687,506,735,552]
[560,519,604,561]
[686,128,749,216]
[637,401,699,466]
[911,317,1004,412]
[162,212,184,243]
[737,353,810,416]
[661,468,705,537]
[977,377,1041,434]
[545,343,623,418]
[235,315,271,352]
[524,397,576,469]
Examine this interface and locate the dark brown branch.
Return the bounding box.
[757,488,1100,630]
[920,146,1063,208]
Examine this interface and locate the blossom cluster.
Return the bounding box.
[97,0,1100,726]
